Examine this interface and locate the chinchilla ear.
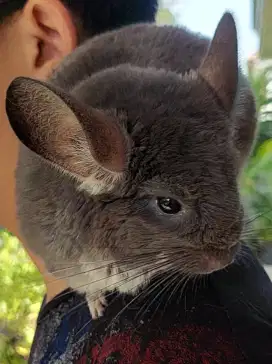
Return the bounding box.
[6,77,130,194]
[199,12,238,112]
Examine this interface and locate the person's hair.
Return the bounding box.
[0,0,158,39]
[0,0,26,23]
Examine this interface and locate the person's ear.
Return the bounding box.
[20,0,77,79]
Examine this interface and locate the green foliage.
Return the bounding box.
[0,230,45,363]
[156,1,176,25]
[156,8,176,25]
[241,66,272,248]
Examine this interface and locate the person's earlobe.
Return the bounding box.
[24,0,77,79]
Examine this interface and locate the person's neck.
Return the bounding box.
[0,131,69,301]
[0,124,18,234]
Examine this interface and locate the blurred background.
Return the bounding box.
[0,0,271,362]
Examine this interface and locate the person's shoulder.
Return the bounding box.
[29,289,90,364]
[211,246,272,363]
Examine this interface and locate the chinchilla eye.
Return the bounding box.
[156,197,182,214]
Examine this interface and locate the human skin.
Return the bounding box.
[0,0,79,302]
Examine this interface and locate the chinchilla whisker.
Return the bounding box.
[236,248,258,268]
[48,250,192,279]
[30,255,185,290]
[74,318,93,340]
[255,240,272,245]
[202,274,208,290]
[49,261,115,276]
[244,210,272,225]
[137,264,188,313]
[243,227,272,233]
[77,267,178,335]
[52,298,90,326]
[154,272,185,319]
[71,259,168,319]
[43,254,167,291]
[104,293,142,332]
[236,247,251,260]
[165,272,191,312]
[74,263,169,336]
[140,268,192,322]
[48,252,156,268]
[240,238,272,246]
[226,211,244,231]
[192,274,202,298]
[135,273,173,318]
[48,263,114,282]
[244,213,263,225]
[43,257,191,319]
[240,232,256,238]
[101,262,174,315]
[37,292,82,325]
[237,297,272,322]
[104,276,164,333]
[136,269,181,322]
[49,254,155,280]
[66,259,157,294]
[46,261,162,324]
[52,250,158,267]
[71,269,158,330]
[86,260,171,303]
[160,274,181,317]
[180,274,192,297]
[242,227,272,236]
[178,274,192,305]
[47,259,116,266]
[41,288,85,309]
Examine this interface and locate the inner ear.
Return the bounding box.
[6,77,130,187]
[199,12,238,112]
[6,77,93,178]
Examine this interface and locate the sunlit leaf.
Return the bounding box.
[156,8,176,25]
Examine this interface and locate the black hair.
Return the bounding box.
[0,0,27,23]
[0,0,158,36]
[63,0,158,37]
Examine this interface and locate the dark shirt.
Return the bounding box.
[29,247,272,364]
